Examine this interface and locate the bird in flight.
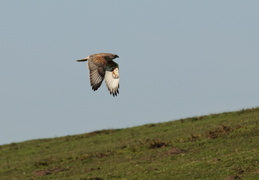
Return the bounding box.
[77,53,120,96]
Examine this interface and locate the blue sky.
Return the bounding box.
[1,1,259,145]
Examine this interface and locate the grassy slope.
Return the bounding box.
[0,108,259,180]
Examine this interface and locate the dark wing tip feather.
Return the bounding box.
[91,83,101,91]
[111,89,119,97]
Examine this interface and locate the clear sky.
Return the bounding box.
[1,1,259,145]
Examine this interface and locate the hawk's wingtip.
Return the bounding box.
[111,90,119,97]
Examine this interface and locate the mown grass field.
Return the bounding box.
[0,108,259,180]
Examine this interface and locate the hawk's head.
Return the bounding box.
[110,54,119,59]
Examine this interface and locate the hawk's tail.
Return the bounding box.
[77,58,88,62]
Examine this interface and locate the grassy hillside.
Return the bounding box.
[1,108,259,180]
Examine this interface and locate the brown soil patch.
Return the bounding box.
[167,148,186,155]
[148,139,169,149]
[207,125,232,139]
[33,167,67,177]
[224,175,240,180]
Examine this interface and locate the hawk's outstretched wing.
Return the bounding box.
[88,56,107,91]
[105,61,120,96]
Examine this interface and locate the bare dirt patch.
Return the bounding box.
[166,148,186,155]
[224,175,240,180]
[33,167,67,177]
[207,125,233,139]
[148,139,170,149]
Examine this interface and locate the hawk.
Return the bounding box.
[77,53,120,96]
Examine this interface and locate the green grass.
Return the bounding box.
[1,108,259,180]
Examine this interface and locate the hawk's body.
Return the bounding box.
[77,53,120,96]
